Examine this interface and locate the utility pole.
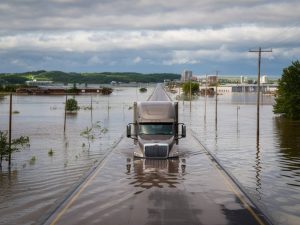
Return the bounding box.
[215,71,219,126]
[249,47,272,138]
[189,76,192,112]
[64,94,67,133]
[90,95,93,124]
[204,74,207,121]
[8,93,12,167]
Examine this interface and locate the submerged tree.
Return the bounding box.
[0,130,30,167]
[66,98,79,112]
[139,87,147,93]
[182,81,199,96]
[273,61,300,120]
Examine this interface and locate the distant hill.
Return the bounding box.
[0,71,180,84]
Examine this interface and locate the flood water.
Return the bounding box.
[0,87,300,225]
[181,92,300,225]
[0,87,154,225]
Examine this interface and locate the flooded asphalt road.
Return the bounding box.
[1,87,300,225]
[43,134,271,225]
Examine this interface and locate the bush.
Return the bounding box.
[66,98,79,111]
[139,87,147,92]
[0,130,30,167]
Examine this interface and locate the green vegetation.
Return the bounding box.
[273,60,300,120]
[0,84,21,92]
[80,121,108,150]
[0,130,30,167]
[29,156,36,165]
[182,81,199,96]
[48,148,54,156]
[66,98,79,112]
[139,87,147,92]
[0,70,180,85]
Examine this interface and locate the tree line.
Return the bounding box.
[0,71,180,85]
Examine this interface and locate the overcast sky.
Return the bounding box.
[0,0,299,75]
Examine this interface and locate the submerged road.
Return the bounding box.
[147,84,172,101]
[43,136,271,225]
[43,86,272,225]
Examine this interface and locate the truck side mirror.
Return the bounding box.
[127,124,131,138]
[182,124,186,138]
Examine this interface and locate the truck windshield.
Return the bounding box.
[139,123,173,135]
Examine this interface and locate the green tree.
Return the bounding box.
[0,130,30,167]
[273,60,300,120]
[66,98,79,112]
[182,81,199,96]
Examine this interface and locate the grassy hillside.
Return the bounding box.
[0,71,180,84]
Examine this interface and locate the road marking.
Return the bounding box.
[213,164,266,225]
[50,132,267,225]
[49,155,110,225]
[191,133,267,225]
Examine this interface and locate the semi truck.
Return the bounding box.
[126,85,186,158]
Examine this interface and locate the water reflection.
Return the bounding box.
[255,137,262,200]
[275,117,300,159]
[128,158,185,190]
[0,95,5,103]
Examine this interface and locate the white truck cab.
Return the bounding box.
[127,86,186,158]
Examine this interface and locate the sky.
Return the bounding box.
[0,0,300,76]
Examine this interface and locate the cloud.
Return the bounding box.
[1,26,299,53]
[0,0,300,73]
[1,1,300,31]
[88,55,104,65]
[133,56,142,64]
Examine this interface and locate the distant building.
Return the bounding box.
[261,75,268,84]
[240,76,248,84]
[181,70,192,82]
[207,75,217,85]
[26,80,53,86]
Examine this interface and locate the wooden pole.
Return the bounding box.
[64,94,67,133]
[8,93,12,167]
[90,95,93,124]
[249,47,272,138]
[204,74,207,121]
[189,79,192,112]
[257,48,261,138]
[215,71,218,126]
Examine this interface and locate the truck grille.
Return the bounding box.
[144,144,168,158]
